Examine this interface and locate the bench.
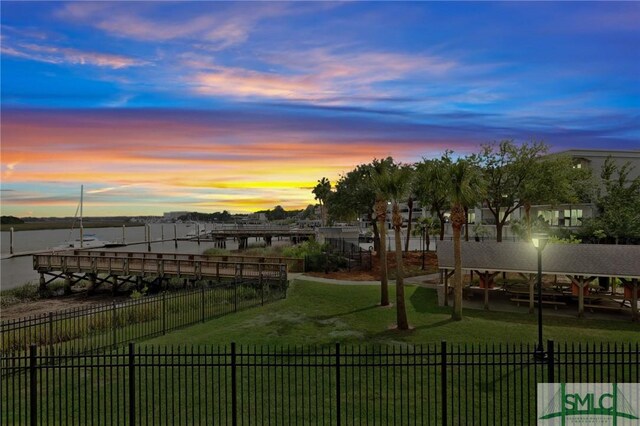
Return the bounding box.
[510,298,566,310]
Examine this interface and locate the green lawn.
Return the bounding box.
[3,279,637,425]
[147,279,639,347]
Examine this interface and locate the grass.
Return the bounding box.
[147,279,640,347]
[0,280,71,309]
[1,281,285,354]
[2,279,637,425]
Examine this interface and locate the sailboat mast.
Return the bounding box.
[80,185,84,248]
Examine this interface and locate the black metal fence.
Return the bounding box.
[325,238,372,271]
[1,280,287,356]
[1,341,637,425]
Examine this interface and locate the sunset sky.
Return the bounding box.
[1,2,639,217]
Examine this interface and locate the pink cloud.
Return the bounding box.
[194,68,325,99]
[189,47,457,103]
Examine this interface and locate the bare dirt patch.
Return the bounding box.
[1,293,129,321]
[307,251,438,281]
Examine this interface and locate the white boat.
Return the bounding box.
[65,234,108,249]
[55,185,112,250]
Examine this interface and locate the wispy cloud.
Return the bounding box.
[85,184,139,195]
[57,2,294,50]
[1,41,147,69]
[192,49,456,103]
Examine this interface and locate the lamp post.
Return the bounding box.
[532,233,549,360]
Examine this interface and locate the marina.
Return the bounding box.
[0,224,306,290]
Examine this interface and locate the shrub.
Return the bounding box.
[0,283,40,308]
[281,239,324,258]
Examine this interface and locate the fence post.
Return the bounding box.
[29,344,37,426]
[112,301,117,349]
[336,342,341,426]
[162,292,167,335]
[231,342,238,426]
[201,287,205,323]
[441,341,447,426]
[48,311,53,353]
[128,342,136,426]
[259,264,264,306]
[234,281,238,312]
[547,340,555,383]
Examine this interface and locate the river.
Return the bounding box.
[0,223,255,291]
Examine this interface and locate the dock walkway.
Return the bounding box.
[33,251,289,294]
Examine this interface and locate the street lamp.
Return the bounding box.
[532,233,549,360]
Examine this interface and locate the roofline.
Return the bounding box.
[438,266,639,279]
[549,149,640,157]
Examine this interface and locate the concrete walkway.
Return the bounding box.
[289,272,440,287]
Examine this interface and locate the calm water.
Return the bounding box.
[1,224,425,291]
[0,223,261,291]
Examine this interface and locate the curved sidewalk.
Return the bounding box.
[289,272,440,287]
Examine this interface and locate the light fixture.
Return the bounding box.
[531,232,549,360]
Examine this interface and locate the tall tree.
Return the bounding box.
[473,141,548,242]
[312,177,332,226]
[520,154,592,240]
[414,153,452,240]
[373,160,413,329]
[371,157,395,307]
[327,162,381,251]
[583,157,640,244]
[449,158,485,321]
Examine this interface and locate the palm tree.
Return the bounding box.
[370,158,394,307]
[373,161,413,329]
[312,177,331,226]
[373,194,390,306]
[448,158,484,321]
[404,165,417,253]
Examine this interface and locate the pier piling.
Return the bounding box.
[174,223,178,249]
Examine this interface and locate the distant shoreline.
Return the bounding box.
[1,221,145,232]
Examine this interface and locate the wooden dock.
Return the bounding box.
[33,251,289,294]
[198,227,316,248]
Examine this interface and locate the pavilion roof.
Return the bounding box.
[436,241,640,279]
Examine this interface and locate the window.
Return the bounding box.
[539,210,559,226]
[572,157,590,170]
[467,211,476,224]
[562,209,583,227]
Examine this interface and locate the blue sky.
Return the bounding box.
[1,1,639,216]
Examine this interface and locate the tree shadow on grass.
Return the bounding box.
[410,286,439,313]
[412,318,455,331]
[366,317,455,341]
[311,304,379,321]
[460,308,639,334]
